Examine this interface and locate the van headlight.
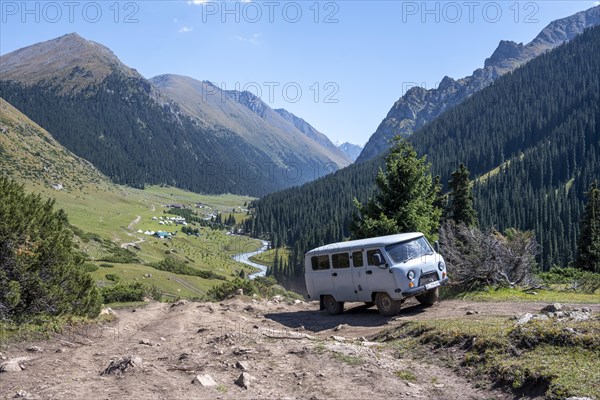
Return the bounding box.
[407,270,415,280]
[438,261,445,271]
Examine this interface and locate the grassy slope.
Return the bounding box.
[1,97,261,300]
[381,314,600,400]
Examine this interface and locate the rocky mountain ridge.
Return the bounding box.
[357,5,600,162]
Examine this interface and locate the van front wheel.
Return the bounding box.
[375,293,402,316]
[323,295,344,315]
[416,287,439,306]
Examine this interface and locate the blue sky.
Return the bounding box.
[1,1,597,145]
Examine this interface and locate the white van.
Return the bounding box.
[304,233,448,316]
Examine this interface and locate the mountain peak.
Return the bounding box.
[484,40,525,69]
[0,33,139,90]
[357,5,600,163]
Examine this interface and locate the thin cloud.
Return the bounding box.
[179,26,194,33]
[235,33,261,45]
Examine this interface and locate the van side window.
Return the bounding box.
[367,249,383,266]
[332,253,350,269]
[352,251,364,267]
[311,255,330,271]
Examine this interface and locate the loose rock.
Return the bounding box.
[0,360,25,373]
[235,372,254,389]
[541,303,563,313]
[236,361,250,371]
[192,374,218,387]
[100,355,143,376]
[13,390,31,398]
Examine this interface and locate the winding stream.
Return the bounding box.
[232,240,270,279]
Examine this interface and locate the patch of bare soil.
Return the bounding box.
[2,298,599,399]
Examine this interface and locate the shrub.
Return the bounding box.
[99,263,114,268]
[576,272,600,294]
[206,279,255,301]
[105,274,121,282]
[100,282,146,303]
[538,267,584,285]
[81,263,99,273]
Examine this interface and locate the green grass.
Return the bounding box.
[395,370,418,382]
[443,286,600,303]
[17,179,263,301]
[0,314,115,345]
[331,352,364,366]
[91,263,213,299]
[378,315,600,399]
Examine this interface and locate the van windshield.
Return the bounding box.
[385,236,434,264]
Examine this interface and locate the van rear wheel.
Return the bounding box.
[416,287,439,306]
[375,293,402,316]
[323,295,344,315]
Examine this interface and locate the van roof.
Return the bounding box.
[305,232,424,255]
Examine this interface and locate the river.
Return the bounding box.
[232,240,270,279]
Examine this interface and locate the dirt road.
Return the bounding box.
[2,298,598,399]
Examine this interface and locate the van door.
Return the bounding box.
[365,248,389,294]
[331,252,357,302]
[308,254,334,297]
[349,250,369,302]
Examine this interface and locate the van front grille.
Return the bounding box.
[419,272,438,286]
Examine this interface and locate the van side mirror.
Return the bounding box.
[373,253,385,266]
[434,241,440,253]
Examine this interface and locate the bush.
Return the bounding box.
[576,272,600,294]
[538,267,585,285]
[81,263,99,272]
[206,279,255,301]
[99,263,114,268]
[205,276,302,301]
[100,282,146,303]
[105,274,121,283]
[537,267,600,293]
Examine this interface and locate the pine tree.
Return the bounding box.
[0,177,101,320]
[573,182,600,273]
[351,137,441,241]
[447,163,478,227]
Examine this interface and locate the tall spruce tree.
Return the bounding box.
[351,138,441,241]
[0,177,102,320]
[447,163,478,227]
[573,182,600,273]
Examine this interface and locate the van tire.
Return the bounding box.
[323,295,344,315]
[375,293,402,316]
[416,287,439,306]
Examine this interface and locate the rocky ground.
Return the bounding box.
[1,298,599,400]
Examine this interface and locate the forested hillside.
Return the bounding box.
[248,26,600,282]
[0,34,348,197]
[0,75,281,196]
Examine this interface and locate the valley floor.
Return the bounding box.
[3,299,598,400]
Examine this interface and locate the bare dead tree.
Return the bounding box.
[439,221,538,289]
